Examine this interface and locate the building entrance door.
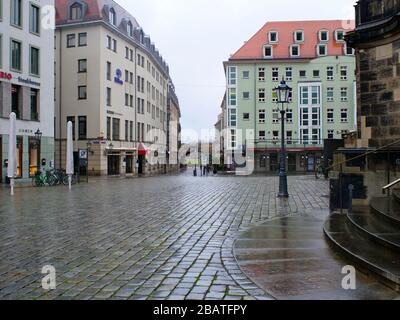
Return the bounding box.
[270,153,278,173]
[288,154,297,172]
[126,155,133,174]
[108,155,120,175]
[307,155,315,172]
[138,155,144,175]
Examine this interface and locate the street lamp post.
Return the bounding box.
[86,141,92,183]
[274,79,291,198]
[34,129,42,174]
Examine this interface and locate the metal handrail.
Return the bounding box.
[326,138,400,172]
[383,178,400,191]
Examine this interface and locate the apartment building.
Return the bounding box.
[0,0,55,184]
[166,82,181,173]
[224,20,357,174]
[54,0,177,176]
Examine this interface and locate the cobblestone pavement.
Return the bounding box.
[0,174,329,300]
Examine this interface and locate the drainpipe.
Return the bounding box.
[59,29,63,169]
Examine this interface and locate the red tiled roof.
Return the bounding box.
[230,20,355,60]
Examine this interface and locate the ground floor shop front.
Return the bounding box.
[253,149,324,174]
[0,134,54,184]
[55,140,175,177]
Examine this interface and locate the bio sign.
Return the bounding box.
[0,71,12,81]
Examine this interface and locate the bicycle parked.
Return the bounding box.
[315,159,333,180]
[31,170,57,187]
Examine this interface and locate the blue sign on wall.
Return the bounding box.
[114,69,123,85]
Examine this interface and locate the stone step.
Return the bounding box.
[324,213,400,290]
[349,206,400,252]
[370,197,400,226]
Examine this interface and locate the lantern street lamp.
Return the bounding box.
[34,129,42,174]
[274,79,291,198]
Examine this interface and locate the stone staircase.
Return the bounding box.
[324,190,400,291]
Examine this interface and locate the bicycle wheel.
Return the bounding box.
[32,177,40,187]
[47,175,57,186]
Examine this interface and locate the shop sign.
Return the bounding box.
[18,76,40,87]
[0,71,12,81]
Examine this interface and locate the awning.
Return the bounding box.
[138,143,148,156]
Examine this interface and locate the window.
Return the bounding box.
[295,30,304,43]
[273,131,279,141]
[11,85,21,118]
[67,34,76,47]
[106,87,111,106]
[125,94,129,106]
[10,39,22,71]
[243,92,250,100]
[327,87,334,102]
[259,110,265,123]
[317,44,327,56]
[30,89,39,121]
[258,88,266,103]
[264,45,273,58]
[344,44,355,55]
[286,109,293,123]
[107,117,111,140]
[290,45,300,57]
[258,68,265,81]
[341,109,348,123]
[230,130,237,149]
[328,130,334,139]
[70,2,83,20]
[272,112,279,124]
[319,30,329,42]
[327,109,334,123]
[228,109,237,127]
[341,87,348,101]
[78,116,87,140]
[286,67,292,81]
[78,33,87,46]
[228,66,237,86]
[269,31,278,43]
[30,4,40,34]
[112,39,117,52]
[327,66,334,80]
[67,116,76,140]
[127,22,133,37]
[340,66,348,80]
[30,46,40,76]
[335,30,345,42]
[259,131,266,141]
[228,88,237,106]
[243,113,250,120]
[125,120,129,141]
[11,0,22,27]
[313,70,320,78]
[299,70,306,78]
[106,62,111,80]
[272,67,279,81]
[311,86,320,105]
[106,35,111,49]
[272,90,278,103]
[109,8,116,26]
[78,86,87,100]
[243,71,249,79]
[130,121,133,141]
[112,118,120,141]
[300,86,309,105]
[78,59,87,73]
[287,131,293,144]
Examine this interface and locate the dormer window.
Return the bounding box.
[335,29,345,42]
[317,44,328,56]
[109,8,116,26]
[70,2,83,20]
[269,31,278,43]
[264,45,273,59]
[319,30,329,42]
[294,30,304,43]
[344,44,355,55]
[127,21,133,37]
[290,45,300,57]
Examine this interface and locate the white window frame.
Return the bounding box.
[327,66,334,81]
[341,87,348,101]
[269,31,278,43]
[290,44,300,57]
[327,87,334,102]
[340,66,348,80]
[285,67,292,81]
[259,109,266,124]
[258,88,266,103]
[264,45,273,59]
[317,44,328,56]
[327,109,334,123]
[319,30,329,42]
[294,30,304,43]
[341,108,348,123]
[227,66,237,86]
[259,131,266,141]
[258,67,265,82]
[272,67,279,81]
[335,29,345,42]
[344,44,355,56]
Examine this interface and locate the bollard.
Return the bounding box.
[348,184,354,215]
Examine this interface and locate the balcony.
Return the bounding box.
[250,139,324,150]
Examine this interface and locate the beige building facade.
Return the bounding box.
[54,0,178,177]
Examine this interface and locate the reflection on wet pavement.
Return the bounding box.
[234,211,400,300]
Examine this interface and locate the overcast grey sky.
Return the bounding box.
[119,0,356,141]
